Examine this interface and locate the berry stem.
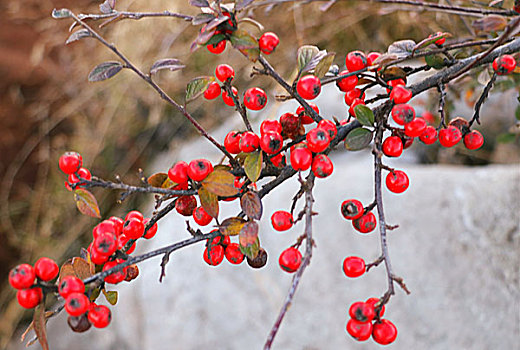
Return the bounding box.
[222,81,253,131]
[470,72,497,127]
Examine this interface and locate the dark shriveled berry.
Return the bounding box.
[68,314,92,333]
[247,248,268,269]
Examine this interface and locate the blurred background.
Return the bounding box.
[0,0,519,348]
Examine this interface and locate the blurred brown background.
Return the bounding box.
[0,0,518,348]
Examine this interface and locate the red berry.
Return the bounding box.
[345,51,367,72]
[306,128,330,153]
[349,301,376,323]
[17,287,43,309]
[318,119,337,140]
[343,256,365,278]
[222,86,238,106]
[346,318,372,341]
[270,152,285,167]
[340,199,364,220]
[271,211,293,231]
[260,131,283,154]
[336,70,358,92]
[9,264,35,290]
[109,216,124,236]
[93,232,117,256]
[391,104,415,125]
[117,234,136,255]
[419,126,438,145]
[188,159,213,182]
[103,261,126,284]
[260,119,282,135]
[168,161,189,184]
[67,167,92,190]
[59,276,85,298]
[382,136,403,157]
[88,304,112,328]
[344,88,365,106]
[280,112,302,139]
[125,210,144,223]
[225,243,245,264]
[210,234,230,247]
[207,40,226,54]
[59,152,82,174]
[244,87,267,111]
[224,131,242,154]
[259,32,279,54]
[204,81,221,100]
[239,131,260,153]
[93,220,117,240]
[65,292,90,316]
[464,130,484,150]
[492,54,516,75]
[34,257,59,282]
[296,75,321,100]
[404,117,427,137]
[421,111,436,125]
[352,212,377,233]
[367,52,381,67]
[366,297,385,317]
[193,206,213,226]
[390,85,412,104]
[123,218,145,240]
[386,78,406,93]
[311,154,333,178]
[429,31,446,45]
[215,64,234,82]
[175,195,197,216]
[372,319,398,345]
[90,248,109,265]
[290,147,313,171]
[124,264,139,281]
[349,98,366,117]
[278,247,302,273]
[296,103,319,124]
[438,126,462,147]
[386,170,409,193]
[143,218,158,239]
[203,245,225,266]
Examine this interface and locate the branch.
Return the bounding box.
[222,81,253,131]
[470,72,498,127]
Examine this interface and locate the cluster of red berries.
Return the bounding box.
[58,151,92,191]
[203,10,237,54]
[202,233,247,266]
[341,199,377,234]
[346,298,397,345]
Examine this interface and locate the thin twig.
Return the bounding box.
[222,82,253,131]
[437,83,447,129]
[470,72,498,127]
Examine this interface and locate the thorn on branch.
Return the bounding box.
[159,252,172,283]
[392,275,411,295]
[366,255,385,272]
[385,224,399,230]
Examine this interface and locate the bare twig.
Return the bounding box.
[470,72,498,127]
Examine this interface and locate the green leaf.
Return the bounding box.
[314,52,336,79]
[205,33,226,46]
[353,105,374,126]
[74,189,101,218]
[201,169,239,196]
[240,191,263,220]
[344,128,373,151]
[297,45,324,74]
[424,53,446,69]
[33,303,49,350]
[229,29,260,62]
[88,61,123,82]
[239,221,260,259]
[198,187,219,218]
[102,289,118,305]
[52,8,72,19]
[244,151,262,183]
[185,76,214,103]
[413,32,451,52]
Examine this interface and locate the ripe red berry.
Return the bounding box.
[215,64,234,82]
[259,32,279,54]
[336,70,358,92]
[93,232,118,256]
[260,119,282,135]
[225,243,245,264]
[318,119,337,139]
[17,287,43,309]
[429,31,446,45]
[188,159,213,182]
[306,128,330,153]
[349,301,376,323]
[193,206,213,226]
[210,234,230,247]
[59,276,85,298]
[438,126,462,147]
[372,319,398,345]
[125,210,144,223]
[349,98,366,117]
[386,170,409,194]
[34,257,59,282]
[168,161,189,184]
[109,216,124,236]
[366,297,385,317]
[239,131,260,153]
[90,248,109,265]
[341,199,364,220]
[67,167,92,190]
[103,261,126,284]
[290,147,313,171]
[222,86,238,106]
[92,220,117,240]
[260,131,283,154]
[367,51,381,67]
[419,125,438,145]
[117,234,136,255]
[279,247,302,273]
[203,245,225,266]
[204,81,221,100]
[296,103,320,124]
[9,264,35,290]
[270,152,285,167]
[492,54,516,75]
[391,103,415,125]
[346,318,372,341]
[464,130,484,150]
[123,218,145,239]
[142,218,158,239]
[404,117,427,137]
[88,304,112,328]
[382,136,403,157]
[59,151,82,174]
[175,195,197,216]
[343,256,365,278]
[344,88,365,106]
[312,154,333,178]
[224,131,242,154]
[345,51,367,72]
[296,75,321,100]
[65,292,90,316]
[271,210,293,231]
[390,85,412,104]
[280,112,302,139]
[386,78,406,93]
[207,40,226,54]
[352,212,377,234]
[244,87,267,111]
